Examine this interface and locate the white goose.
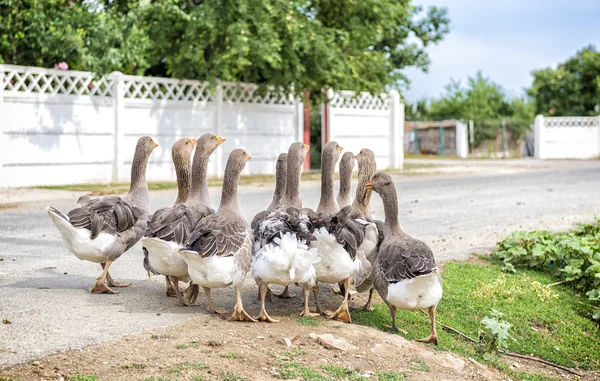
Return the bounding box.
[251,142,319,322]
[46,136,157,293]
[178,149,256,321]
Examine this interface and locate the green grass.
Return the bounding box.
[143,378,174,381]
[406,359,430,372]
[273,363,406,381]
[297,316,320,326]
[219,371,247,381]
[351,260,600,377]
[67,375,98,381]
[275,362,327,380]
[167,361,208,375]
[218,352,240,359]
[176,341,200,349]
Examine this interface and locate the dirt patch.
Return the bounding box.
[0,312,505,381]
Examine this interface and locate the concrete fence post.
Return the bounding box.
[111,72,124,183]
[388,90,403,169]
[534,115,544,159]
[214,82,224,177]
[321,88,334,146]
[598,116,600,157]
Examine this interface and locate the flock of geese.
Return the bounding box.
[46,135,443,345]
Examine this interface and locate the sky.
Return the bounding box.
[403,0,600,102]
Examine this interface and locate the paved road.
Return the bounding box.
[1,160,600,366]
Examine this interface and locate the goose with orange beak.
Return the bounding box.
[367,172,442,345]
[178,149,256,321]
[46,136,158,294]
[142,134,225,306]
[251,142,319,323]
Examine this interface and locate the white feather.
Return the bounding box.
[141,237,190,280]
[386,270,443,310]
[46,207,116,263]
[311,228,355,284]
[252,232,319,287]
[178,250,235,288]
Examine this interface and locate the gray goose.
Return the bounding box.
[46,136,157,294]
[336,152,355,209]
[304,141,368,322]
[343,148,385,311]
[143,137,196,299]
[178,149,256,321]
[251,143,318,323]
[367,172,442,344]
[142,134,225,306]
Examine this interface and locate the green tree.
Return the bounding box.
[410,72,534,146]
[528,45,600,116]
[143,0,450,98]
[0,0,150,74]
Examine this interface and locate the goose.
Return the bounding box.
[367,172,442,344]
[178,149,256,321]
[252,143,318,322]
[46,136,157,294]
[349,149,384,310]
[336,152,355,209]
[143,138,196,298]
[304,141,368,322]
[142,134,225,306]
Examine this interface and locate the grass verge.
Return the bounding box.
[351,259,600,380]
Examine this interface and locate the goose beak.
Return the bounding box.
[338,145,344,151]
[216,136,226,145]
[303,144,310,151]
[189,138,197,146]
[244,152,252,160]
[365,182,373,190]
[152,140,158,148]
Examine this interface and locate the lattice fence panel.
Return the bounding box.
[1,66,114,97]
[221,82,295,105]
[329,91,389,110]
[544,117,599,128]
[123,77,213,102]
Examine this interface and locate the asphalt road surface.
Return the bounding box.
[1,160,600,366]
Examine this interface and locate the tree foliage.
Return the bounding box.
[406,72,534,146]
[0,0,150,74]
[0,0,450,98]
[528,45,600,116]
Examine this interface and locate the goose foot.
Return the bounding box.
[184,283,199,305]
[230,285,257,322]
[362,288,375,311]
[300,310,320,318]
[275,286,295,299]
[416,334,439,345]
[92,261,118,294]
[255,284,278,322]
[415,306,439,345]
[165,277,177,297]
[328,300,352,323]
[91,281,118,294]
[300,286,319,317]
[203,287,226,314]
[255,310,279,323]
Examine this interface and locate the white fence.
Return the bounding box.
[534,115,600,159]
[0,64,303,187]
[322,89,404,170]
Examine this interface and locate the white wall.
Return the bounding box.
[534,115,600,159]
[0,65,303,187]
[323,90,404,170]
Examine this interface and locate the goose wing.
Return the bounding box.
[184,214,248,258]
[378,236,437,282]
[145,203,212,245]
[67,196,144,239]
